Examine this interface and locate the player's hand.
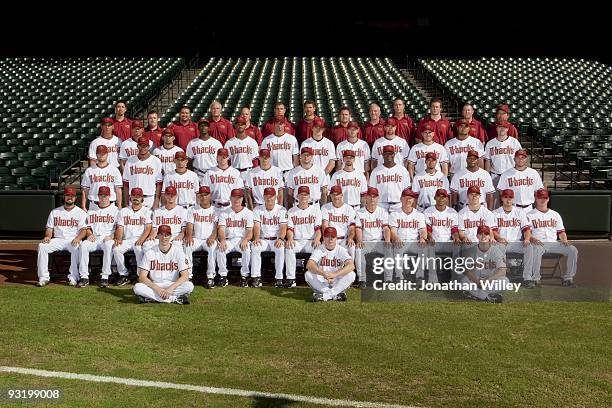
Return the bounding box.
[312,239,321,248]
[428,238,436,246]
[274,238,284,249]
[103,235,113,242]
[498,238,508,245]
[173,234,183,242]
[531,238,544,246]
[561,240,572,246]
[219,240,227,252]
[356,240,364,249]
[87,235,96,242]
[453,237,462,245]
[114,238,123,248]
[41,237,51,244]
[347,238,355,248]
[253,239,263,247]
[136,237,146,246]
[240,239,250,251]
[286,238,295,249]
[462,236,472,244]
[418,238,427,247]
[184,236,194,246]
[206,237,216,247]
[71,238,80,247]
[157,287,171,300]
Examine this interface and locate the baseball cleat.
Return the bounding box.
[99,279,109,288]
[333,292,347,302]
[251,277,262,288]
[562,279,576,288]
[77,278,89,288]
[175,294,190,305]
[285,279,296,288]
[358,281,367,289]
[312,292,325,302]
[485,293,504,303]
[206,278,215,289]
[137,295,153,304]
[37,279,50,287]
[274,279,284,288]
[463,291,481,301]
[218,277,228,287]
[67,277,77,287]
[522,280,535,289]
[240,277,249,287]
[116,276,129,286]
[534,280,543,288]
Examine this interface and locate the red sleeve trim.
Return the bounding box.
[314,226,321,231]
[426,225,433,233]
[451,226,459,234]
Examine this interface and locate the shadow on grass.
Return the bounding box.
[259,286,313,303]
[96,287,139,304]
[251,396,298,407]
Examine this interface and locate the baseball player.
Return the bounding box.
[112,100,132,141]
[362,103,385,148]
[321,185,357,265]
[119,120,153,171]
[153,128,184,175]
[424,189,461,282]
[239,106,263,145]
[300,117,337,175]
[355,187,392,284]
[224,116,259,178]
[88,117,121,168]
[251,187,288,287]
[453,104,487,145]
[370,118,410,169]
[496,149,544,210]
[184,186,218,287]
[166,105,199,151]
[407,123,449,180]
[411,152,450,210]
[335,121,371,175]
[389,188,429,282]
[296,100,325,144]
[329,150,367,210]
[461,225,508,303]
[37,187,87,287]
[113,188,153,286]
[186,119,223,181]
[149,186,187,248]
[246,149,285,209]
[261,102,296,138]
[78,186,118,288]
[285,186,323,287]
[261,118,300,173]
[134,224,193,304]
[286,147,328,208]
[458,186,497,255]
[527,189,578,287]
[486,104,520,142]
[492,189,534,286]
[306,226,356,302]
[389,97,416,144]
[444,120,485,175]
[416,99,453,145]
[216,189,254,287]
[207,100,235,145]
[483,121,523,187]
[162,151,200,209]
[450,150,495,210]
[81,145,123,210]
[121,136,163,209]
[369,145,411,212]
[202,148,244,213]
[329,107,363,146]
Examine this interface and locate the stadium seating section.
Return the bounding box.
[419,58,612,185]
[0,57,184,190]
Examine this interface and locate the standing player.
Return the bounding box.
[369,145,411,212]
[153,128,184,176]
[362,103,385,148]
[444,120,484,175]
[81,145,123,210]
[371,118,410,169]
[162,151,200,209]
[486,104,520,142]
[300,117,337,176]
[203,148,244,213]
[224,116,259,177]
[187,119,223,183]
[216,189,254,287]
[329,150,368,210]
[166,105,199,151]
[407,123,449,180]
[119,120,152,171]
[329,107,362,145]
[143,110,164,148]
[184,186,218,286]
[239,106,263,145]
[285,147,328,208]
[450,150,495,210]
[261,102,295,138]
[112,100,132,141]
[306,227,356,302]
[78,186,118,288]
[496,149,544,210]
[113,188,152,286]
[527,189,578,287]
[416,98,453,145]
[261,118,300,175]
[412,152,450,211]
[88,117,121,168]
[246,149,285,209]
[122,136,163,209]
[206,100,235,145]
[37,187,87,287]
[453,103,487,145]
[251,187,288,287]
[335,121,371,175]
[389,97,415,145]
[134,225,193,304]
[296,100,326,144]
[483,121,523,188]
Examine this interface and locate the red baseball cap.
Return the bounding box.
[385,117,398,127]
[164,186,177,196]
[467,150,480,159]
[174,151,187,160]
[535,189,549,199]
[366,187,379,197]
[198,118,210,126]
[231,188,244,198]
[259,149,271,157]
[425,152,437,160]
[496,121,511,129]
[217,148,229,157]
[312,117,325,128]
[96,145,108,154]
[131,120,143,129]
[198,186,211,194]
[467,185,481,195]
[422,123,435,132]
[342,150,356,157]
[100,117,114,125]
[297,186,310,195]
[162,128,174,136]
[496,104,510,114]
[130,188,144,197]
[435,188,449,198]
[263,187,276,196]
[347,121,360,130]
[330,185,343,195]
[323,226,337,238]
[63,187,77,196]
[401,188,418,198]
[235,116,247,125]
[515,149,528,158]
[457,119,470,126]
[157,225,172,236]
[477,225,491,235]
[98,186,111,196]
[301,146,314,155]
[382,145,396,154]
[136,136,149,146]
[500,189,514,198]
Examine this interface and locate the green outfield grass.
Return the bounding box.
[0,285,610,407]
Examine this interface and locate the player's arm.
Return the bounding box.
[486,266,508,281]
[165,268,190,294]
[441,162,449,176]
[484,159,491,172]
[522,228,532,246]
[347,224,356,246]
[332,258,355,278]
[81,187,89,209]
[153,182,162,210]
[407,161,415,180]
[122,181,129,208]
[276,223,287,248]
[371,158,378,169]
[486,193,494,210]
[306,259,326,276]
[389,226,401,244]
[285,227,295,248]
[320,186,328,205]
[41,227,53,244]
[217,225,227,251]
[137,267,163,295]
[312,228,322,248]
[114,225,124,246]
[383,225,391,243]
[73,227,88,246]
[184,222,194,246]
[559,231,572,246]
[355,225,364,248]
[418,227,428,244]
[324,159,335,175]
[277,187,284,206]
[450,191,459,208]
[146,222,157,241]
[464,268,480,285]
[493,229,507,244]
[88,158,96,167]
[478,158,484,169]
[246,189,254,210]
[120,159,126,174]
[292,154,299,167]
[252,221,262,246]
[287,188,295,209]
[115,186,123,209]
[242,227,254,250]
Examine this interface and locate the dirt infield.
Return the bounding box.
[1,239,611,287]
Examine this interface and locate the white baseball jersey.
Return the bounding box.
[467,244,506,276]
[85,204,118,237]
[483,136,523,175]
[285,165,328,202]
[527,208,566,242]
[309,244,352,273]
[287,204,322,240]
[321,203,357,238]
[301,136,337,170]
[389,208,427,241]
[186,205,216,240]
[162,170,200,206]
[225,136,259,170]
[153,145,184,175]
[408,142,449,174]
[117,205,152,240]
[152,205,187,237]
[203,166,244,203]
[186,137,223,173]
[356,206,389,241]
[423,206,460,242]
[450,168,495,206]
[262,133,299,171]
[369,164,411,204]
[458,205,496,241]
[254,204,288,238]
[329,169,368,206]
[412,170,450,208]
[218,207,254,239]
[494,206,530,241]
[371,136,410,166]
[139,245,188,283]
[88,136,121,168]
[122,154,163,196]
[444,136,485,174]
[45,206,87,240]
[246,166,285,205]
[336,139,371,173]
[81,163,122,202]
[497,168,544,206]
[119,138,153,161]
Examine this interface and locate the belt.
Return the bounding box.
[350,204,361,209]
[214,201,230,207]
[180,204,195,208]
[93,200,116,205]
[296,199,320,205]
[516,203,532,208]
[264,237,279,240]
[337,236,346,239]
[383,202,399,205]
[491,172,501,176]
[237,168,252,172]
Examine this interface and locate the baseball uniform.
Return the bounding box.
[461,243,510,300]
[79,203,118,280]
[285,165,328,203]
[497,168,544,209]
[450,168,495,210]
[119,138,153,162]
[184,205,217,279]
[225,135,259,172]
[444,136,485,174]
[113,205,152,277]
[306,244,355,301]
[88,136,121,168]
[186,137,223,179]
[301,136,337,172]
[336,139,371,173]
[355,206,391,282]
[251,204,288,279]
[483,136,523,178]
[371,136,410,167]
[203,166,244,210]
[246,166,285,207]
[151,205,187,246]
[329,169,368,208]
[412,170,450,210]
[458,205,497,242]
[153,145,184,175]
[262,133,300,172]
[162,170,200,208]
[494,206,534,279]
[321,202,357,258]
[423,205,461,282]
[81,163,122,208]
[369,164,411,211]
[286,204,322,280]
[453,118,487,145]
[408,142,449,175]
[217,207,254,278]
[122,155,163,208]
[389,208,428,280]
